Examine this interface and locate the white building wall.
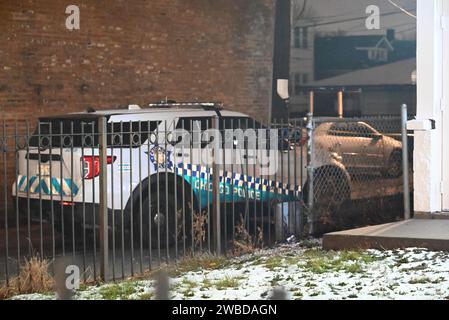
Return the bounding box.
[414,0,444,214]
[441,0,449,210]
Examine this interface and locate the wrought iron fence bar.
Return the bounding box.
[306,113,315,236]
[401,104,411,220]
[99,116,109,282]
[212,115,221,255]
[3,120,9,285]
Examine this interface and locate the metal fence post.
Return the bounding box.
[98,116,109,281]
[212,116,221,255]
[401,104,411,220]
[306,113,315,235]
[275,203,284,243]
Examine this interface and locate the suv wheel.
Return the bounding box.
[385,150,402,178]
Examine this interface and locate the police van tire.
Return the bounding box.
[133,182,193,249]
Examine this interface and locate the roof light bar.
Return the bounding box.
[147,101,224,110]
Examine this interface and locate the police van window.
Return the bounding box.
[176,117,214,148]
[176,117,264,131]
[219,117,268,150]
[29,118,160,148]
[29,118,99,148]
[176,117,212,131]
[221,117,265,130]
[109,121,161,148]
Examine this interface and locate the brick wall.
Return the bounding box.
[0,0,275,215]
[0,0,275,121]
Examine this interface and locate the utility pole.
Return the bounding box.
[271,0,291,121]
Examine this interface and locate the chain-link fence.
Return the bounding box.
[308,113,413,235]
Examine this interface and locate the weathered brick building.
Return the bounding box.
[0,0,275,123]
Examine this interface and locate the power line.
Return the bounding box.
[297,9,416,28]
[344,20,415,33]
[387,0,417,19]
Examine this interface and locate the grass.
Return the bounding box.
[270,274,284,287]
[171,255,230,276]
[249,256,264,266]
[408,277,431,285]
[193,211,208,246]
[232,215,263,256]
[0,255,54,300]
[408,276,444,285]
[304,281,317,288]
[138,292,154,300]
[387,283,399,291]
[400,263,428,272]
[214,276,242,290]
[182,289,195,298]
[339,251,382,264]
[176,278,199,298]
[395,257,410,265]
[9,243,443,300]
[292,289,303,299]
[431,277,446,284]
[300,249,379,274]
[299,239,320,249]
[181,278,198,290]
[99,282,139,300]
[264,256,286,271]
[344,263,363,274]
[201,278,213,290]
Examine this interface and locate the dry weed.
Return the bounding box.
[0,255,54,300]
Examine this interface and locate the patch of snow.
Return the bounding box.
[9,242,449,300]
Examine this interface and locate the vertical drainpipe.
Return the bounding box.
[271,0,291,121]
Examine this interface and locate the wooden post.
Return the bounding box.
[309,91,315,115]
[338,91,344,118]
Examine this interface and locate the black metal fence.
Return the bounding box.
[0,110,413,286]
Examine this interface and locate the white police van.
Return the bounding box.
[12,102,349,243]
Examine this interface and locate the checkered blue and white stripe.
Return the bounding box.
[176,163,301,195]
